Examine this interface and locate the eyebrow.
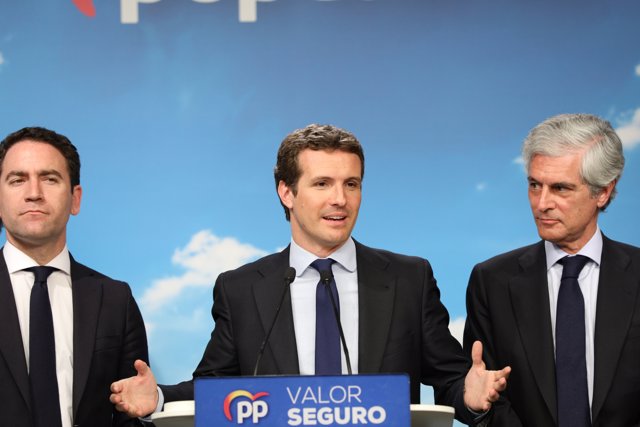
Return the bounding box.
[527,176,577,189]
[5,169,64,180]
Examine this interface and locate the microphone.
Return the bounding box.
[319,269,353,375]
[253,267,296,376]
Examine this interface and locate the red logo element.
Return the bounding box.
[72,0,96,17]
[223,390,269,421]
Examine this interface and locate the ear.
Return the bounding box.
[71,185,82,216]
[596,180,616,209]
[277,180,294,210]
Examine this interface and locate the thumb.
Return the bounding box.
[133,359,150,377]
[472,340,485,367]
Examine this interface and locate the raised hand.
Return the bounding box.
[110,359,159,417]
[463,341,511,412]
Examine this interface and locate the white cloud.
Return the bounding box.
[141,230,268,311]
[616,108,640,149]
[449,317,465,344]
[475,182,487,192]
[513,156,524,165]
[0,51,5,66]
[635,64,640,77]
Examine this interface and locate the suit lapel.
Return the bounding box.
[0,249,32,411]
[591,236,638,423]
[253,248,299,374]
[508,242,558,424]
[70,257,102,416]
[355,242,396,373]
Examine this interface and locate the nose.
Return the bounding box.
[25,179,43,202]
[330,185,347,206]
[535,186,554,212]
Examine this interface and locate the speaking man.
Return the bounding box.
[112,124,510,425]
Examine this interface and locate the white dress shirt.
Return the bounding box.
[4,241,74,427]
[545,226,602,409]
[289,237,359,375]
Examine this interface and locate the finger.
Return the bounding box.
[495,365,512,380]
[114,401,129,412]
[471,340,484,366]
[133,359,150,376]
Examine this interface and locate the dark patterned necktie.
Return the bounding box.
[26,266,63,427]
[556,255,590,427]
[310,258,341,375]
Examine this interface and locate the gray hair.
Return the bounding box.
[522,113,625,211]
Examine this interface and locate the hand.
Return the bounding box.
[463,341,511,412]
[110,359,159,417]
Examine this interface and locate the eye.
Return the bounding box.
[8,178,25,185]
[346,180,361,189]
[528,181,540,190]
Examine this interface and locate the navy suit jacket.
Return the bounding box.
[162,241,477,424]
[464,235,640,426]
[0,248,148,427]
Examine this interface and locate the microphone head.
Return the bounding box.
[285,267,296,283]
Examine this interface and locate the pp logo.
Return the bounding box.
[223,390,270,423]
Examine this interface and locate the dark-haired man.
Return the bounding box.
[0,127,148,427]
[112,124,510,425]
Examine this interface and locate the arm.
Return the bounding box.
[111,272,239,413]
[418,260,509,425]
[111,292,156,424]
[463,265,523,426]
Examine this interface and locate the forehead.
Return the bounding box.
[528,152,583,182]
[297,149,362,177]
[1,140,68,172]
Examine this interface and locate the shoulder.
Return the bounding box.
[354,240,434,274]
[602,235,640,271]
[474,242,542,271]
[217,248,289,283]
[70,257,132,294]
[604,235,640,255]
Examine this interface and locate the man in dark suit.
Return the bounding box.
[464,113,639,426]
[111,124,510,424]
[0,127,148,427]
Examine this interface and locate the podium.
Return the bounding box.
[151,375,454,427]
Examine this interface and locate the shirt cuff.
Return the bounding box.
[139,386,164,421]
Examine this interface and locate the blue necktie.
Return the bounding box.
[26,266,63,427]
[556,255,590,427]
[311,258,341,375]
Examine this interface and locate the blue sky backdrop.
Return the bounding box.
[1,0,639,410]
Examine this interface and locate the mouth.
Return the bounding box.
[323,214,347,222]
[537,217,559,225]
[21,210,47,216]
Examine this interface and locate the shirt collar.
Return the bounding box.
[545,225,603,271]
[3,241,72,275]
[289,237,357,276]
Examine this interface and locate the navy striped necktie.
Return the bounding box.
[556,255,590,427]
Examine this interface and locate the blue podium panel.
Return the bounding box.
[195,374,410,426]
